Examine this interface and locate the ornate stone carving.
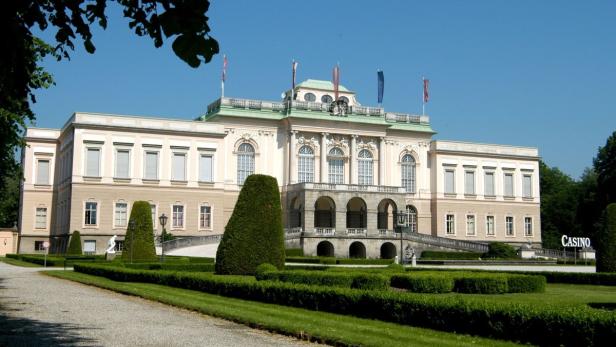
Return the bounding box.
[357,137,377,151]
[327,135,349,149]
[240,133,253,141]
[297,133,319,149]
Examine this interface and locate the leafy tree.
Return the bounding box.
[483,242,517,259]
[216,175,285,275]
[122,201,157,262]
[576,168,601,239]
[1,1,218,186]
[594,131,616,206]
[66,230,83,255]
[596,203,616,272]
[0,156,21,227]
[539,161,580,248]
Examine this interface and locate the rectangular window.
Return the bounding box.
[523,174,532,198]
[114,240,124,252]
[36,159,50,185]
[200,205,212,229]
[504,172,514,197]
[199,154,213,182]
[172,153,186,181]
[35,207,47,229]
[446,214,455,235]
[150,204,157,228]
[466,215,476,235]
[84,202,98,226]
[115,149,130,178]
[524,217,533,236]
[484,172,495,196]
[444,169,455,194]
[144,151,159,179]
[172,205,184,228]
[34,241,45,251]
[506,216,514,236]
[86,148,101,177]
[465,171,475,195]
[83,240,96,253]
[486,215,495,236]
[115,202,128,227]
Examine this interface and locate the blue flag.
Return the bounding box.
[377,70,384,104]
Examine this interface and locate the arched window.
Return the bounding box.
[298,145,314,183]
[304,93,316,102]
[321,94,333,104]
[328,147,344,184]
[339,96,349,104]
[358,149,373,185]
[237,143,255,185]
[401,154,416,193]
[406,205,418,233]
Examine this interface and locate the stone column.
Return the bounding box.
[320,132,328,183]
[367,209,379,236]
[350,135,357,184]
[289,131,297,184]
[379,137,385,186]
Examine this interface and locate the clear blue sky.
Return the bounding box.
[32,0,616,179]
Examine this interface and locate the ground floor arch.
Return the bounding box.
[316,240,335,257]
[377,199,398,230]
[349,241,366,258]
[314,196,336,228]
[289,197,303,228]
[346,197,367,228]
[380,242,397,259]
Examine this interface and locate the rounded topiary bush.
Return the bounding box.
[122,201,156,262]
[350,274,390,290]
[597,203,616,273]
[66,230,82,255]
[255,263,278,280]
[507,274,546,293]
[215,174,285,275]
[484,242,518,259]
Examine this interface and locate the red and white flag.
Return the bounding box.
[423,78,430,103]
[333,65,340,101]
[292,60,299,90]
[222,54,228,82]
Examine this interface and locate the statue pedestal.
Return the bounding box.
[105,252,116,261]
[519,249,536,259]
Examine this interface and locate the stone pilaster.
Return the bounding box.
[379,137,385,186]
[320,132,328,183]
[350,135,357,184]
[289,130,297,184]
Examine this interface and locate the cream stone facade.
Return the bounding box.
[18,79,541,257]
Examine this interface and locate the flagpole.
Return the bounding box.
[422,76,425,116]
[221,80,225,98]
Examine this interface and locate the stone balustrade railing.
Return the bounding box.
[287,182,407,194]
[346,228,367,235]
[314,227,335,236]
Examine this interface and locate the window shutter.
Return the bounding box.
[199,155,213,182]
[37,160,50,184]
[504,173,513,196]
[145,152,158,179]
[484,173,494,196]
[523,175,532,197]
[465,172,475,194]
[173,153,186,181]
[86,149,100,177]
[445,170,455,193]
[116,150,129,178]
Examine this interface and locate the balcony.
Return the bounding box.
[286,182,407,194]
[314,227,335,236]
[346,228,367,236]
[204,97,430,125]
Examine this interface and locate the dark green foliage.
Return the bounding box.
[216,175,284,275]
[124,263,215,272]
[391,274,454,293]
[285,248,304,257]
[483,242,517,259]
[122,201,156,262]
[258,270,389,290]
[255,263,278,280]
[285,256,333,264]
[74,264,616,346]
[386,263,405,272]
[597,203,616,272]
[594,131,616,205]
[420,251,483,260]
[506,274,546,293]
[336,258,394,265]
[454,275,508,294]
[66,231,82,255]
[0,154,20,227]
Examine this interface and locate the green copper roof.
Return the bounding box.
[296,79,352,93]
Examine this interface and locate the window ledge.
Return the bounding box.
[171,180,188,185]
[34,184,52,189]
[198,181,215,186]
[113,177,131,183]
[484,195,496,199]
[486,234,496,237]
[83,176,102,182]
[142,179,160,184]
[464,194,477,199]
[83,226,99,229]
[444,193,457,198]
[522,197,534,201]
[503,196,516,200]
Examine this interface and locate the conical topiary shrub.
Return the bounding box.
[597,203,616,272]
[66,230,82,255]
[215,174,284,275]
[122,201,156,262]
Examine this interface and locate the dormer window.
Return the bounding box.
[304,93,316,102]
[321,95,333,103]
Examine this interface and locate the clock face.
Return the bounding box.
[304,93,316,102]
[321,95,333,103]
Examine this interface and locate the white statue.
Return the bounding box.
[106,235,117,254]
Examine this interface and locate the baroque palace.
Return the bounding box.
[18,79,541,258]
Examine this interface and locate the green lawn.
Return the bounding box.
[0,256,41,267]
[45,270,522,347]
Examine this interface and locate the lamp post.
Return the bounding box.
[159,213,168,263]
[397,212,408,264]
[128,219,135,264]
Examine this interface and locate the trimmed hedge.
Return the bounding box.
[216,175,285,274]
[284,256,393,265]
[257,270,390,290]
[336,258,394,265]
[124,263,215,272]
[597,203,616,272]
[391,274,454,293]
[420,251,483,260]
[5,254,101,266]
[484,242,517,259]
[285,248,304,257]
[73,264,616,346]
[391,272,546,294]
[285,256,336,264]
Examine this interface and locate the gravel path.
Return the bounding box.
[0,262,314,347]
